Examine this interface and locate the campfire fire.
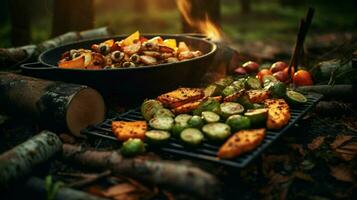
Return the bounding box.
[176,0,224,42]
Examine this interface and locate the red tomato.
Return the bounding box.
[234,67,248,75]
[270,61,288,73]
[293,70,313,86]
[256,69,272,82]
[242,61,259,73]
[273,70,289,82]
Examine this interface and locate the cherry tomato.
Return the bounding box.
[270,61,288,73]
[234,67,248,75]
[293,70,313,86]
[242,61,259,73]
[273,70,289,82]
[256,69,272,82]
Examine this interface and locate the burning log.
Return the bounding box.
[23,177,108,200]
[0,73,105,136]
[62,144,220,199]
[0,131,62,187]
[0,27,112,68]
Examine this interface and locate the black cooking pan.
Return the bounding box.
[21,34,217,104]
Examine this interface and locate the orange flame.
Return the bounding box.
[176,0,223,41]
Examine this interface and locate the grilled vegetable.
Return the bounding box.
[188,115,204,128]
[262,75,278,89]
[175,114,192,124]
[245,77,262,89]
[141,99,163,121]
[225,115,251,131]
[264,99,291,130]
[231,79,246,90]
[149,117,174,131]
[269,82,287,98]
[202,111,220,123]
[236,95,254,110]
[121,138,146,157]
[246,90,270,103]
[193,97,220,115]
[253,103,264,109]
[223,90,245,102]
[202,123,231,141]
[217,128,266,159]
[154,108,174,118]
[222,85,237,97]
[172,100,201,115]
[145,130,171,144]
[244,108,268,127]
[215,76,234,87]
[172,123,189,138]
[285,90,307,105]
[157,87,204,108]
[112,121,147,141]
[180,128,204,146]
[219,102,244,118]
[204,84,224,97]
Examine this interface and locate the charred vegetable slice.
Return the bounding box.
[180,128,204,146]
[244,108,268,127]
[202,111,220,123]
[202,123,231,141]
[188,115,204,128]
[154,108,174,118]
[245,77,262,89]
[141,99,163,121]
[270,82,287,98]
[121,138,146,157]
[149,117,174,131]
[174,114,192,125]
[226,115,251,131]
[222,85,237,97]
[145,130,171,144]
[157,87,204,108]
[215,76,234,87]
[285,90,307,105]
[264,99,291,129]
[231,79,246,90]
[220,102,244,117]
[204,84,224,97]
[263,75,278,89]
[193,97,220,115]
[112,121,147,141]
[236,95,254,110]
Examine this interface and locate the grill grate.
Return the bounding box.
[82,93,323,168]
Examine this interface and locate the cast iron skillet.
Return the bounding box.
[21,34,217,104]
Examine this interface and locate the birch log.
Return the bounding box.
[0,131,62,187]
[62,144,220,199]
[0,73,105,136]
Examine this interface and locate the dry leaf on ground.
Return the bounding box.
[329,164,355,183]
[330,135,353,149]
[308,136,325,151]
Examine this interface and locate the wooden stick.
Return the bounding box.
[0,131,62,187]
[62,144,220,199]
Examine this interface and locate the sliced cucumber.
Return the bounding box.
[222,85,237,97]
[231,79,246,90]
[121,138,146,157]
[245,77,262,89]
[204,84,224,97]
[193,98,220,115]
[145,130,171,144]
[202,123,231,141]
[149,116,174,131]
[270,82,287,98]
[180,128,204,146]
[286,90,307,105]
[220,102,244,118]
[226,115,251,132]
[154,108,174,118]
[141,99,163,121]
[244,108,268,127]
[202,111,220,123]
[172,123,189,138]
[188,115,204,128]
[174,114,192,124]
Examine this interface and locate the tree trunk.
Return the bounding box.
[0,73,105,136]
[52,0,94,37]
[62,144,220,199]
[0,131,62,187]
[22,177,109,200]
[9,0,31,46]
[178,0,221,33]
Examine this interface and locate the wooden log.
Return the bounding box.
[297,84,355,101]
[0,27,112,68]
[62,144,220,199]
[0,131,62,187]
[22,177,108,200]
[0,73,105,136]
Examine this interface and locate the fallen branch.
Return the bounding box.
[62,144,220,199]
[0,131,62,187]
[297,84,355,101]
[23,177,108,200]
[0,27,112,68]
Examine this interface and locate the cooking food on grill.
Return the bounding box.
[202,123,231,141]
[58,31,203,69]
[264,99,291,130]
[180,128,204,146]
[157,87,204,109]
[121,138,146,157]
[112,121,147,141]
[217,128,266,159]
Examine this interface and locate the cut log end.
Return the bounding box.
[66,88,105,136]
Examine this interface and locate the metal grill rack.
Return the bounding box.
[82,93,323,168]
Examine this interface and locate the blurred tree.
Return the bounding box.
[52,0,94,36]
[180,0,221,33]
[9,0,31,46]
[239,0,251,14]
[134,0,147,13]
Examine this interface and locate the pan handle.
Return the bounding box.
[20,62,56,70]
